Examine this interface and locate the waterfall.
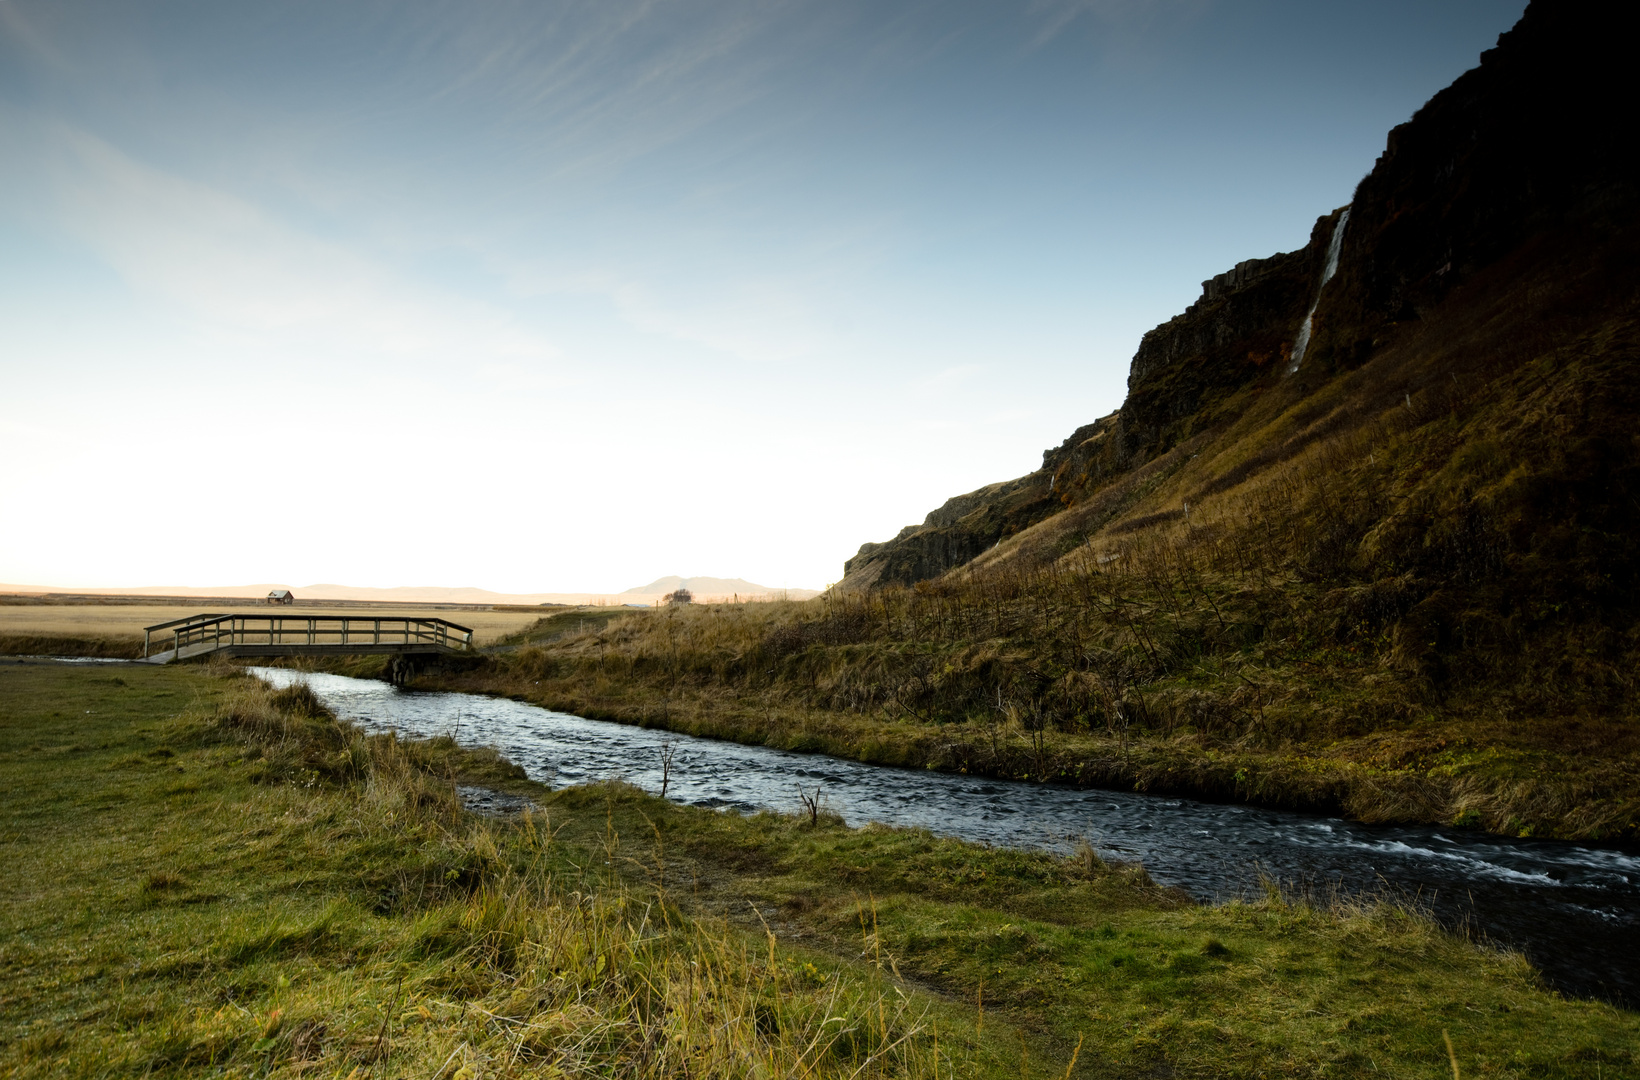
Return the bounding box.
[1286,207,1350,374]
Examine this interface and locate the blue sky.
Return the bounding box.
[0,0,1525,592]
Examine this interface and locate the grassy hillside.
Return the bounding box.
[375,171,1640,845]
[390,1,1640,844]
[404,524,1640,844]
[5,662,1638,1078]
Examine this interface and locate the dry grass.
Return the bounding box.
[414,572,1640,843]
[403,248,1640,843]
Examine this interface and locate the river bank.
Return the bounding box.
[252,666,1640,1004]
[20,587,1640,849]
[290,623,1640,849]
[5,663,1638,1076]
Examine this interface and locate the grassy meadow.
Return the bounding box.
[3,660,1637,1078]
[0,662,982,1078]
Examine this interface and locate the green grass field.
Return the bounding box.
[1,661,1635,1077]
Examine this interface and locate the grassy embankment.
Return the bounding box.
[5,663,1639,1077]
[372,566,1639,847]
[368,230,1640,847]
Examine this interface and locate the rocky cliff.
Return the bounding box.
[840,0,1639,594]
[1306,0,1636,374]
[842,213,1338,591]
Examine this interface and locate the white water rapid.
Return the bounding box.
[1286,207,1350,374]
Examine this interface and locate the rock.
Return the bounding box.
[837,0,1640,594]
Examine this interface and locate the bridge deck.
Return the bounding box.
[139,613,476,664]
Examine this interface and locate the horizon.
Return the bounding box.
[0,574,822,600]
[1,0,1525,592]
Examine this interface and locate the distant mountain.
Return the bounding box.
[623,576,814,599]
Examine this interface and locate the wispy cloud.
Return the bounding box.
[1027,0,1213,49]
[378,0,819,185]
[22,117,561,371]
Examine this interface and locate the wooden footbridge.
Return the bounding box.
[138,613,475,672]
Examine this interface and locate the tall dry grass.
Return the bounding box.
[461,391,1640,840]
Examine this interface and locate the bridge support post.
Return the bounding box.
[387,654,419,687]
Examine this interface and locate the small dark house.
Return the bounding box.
[267,589,295,605]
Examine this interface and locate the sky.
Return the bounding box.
[0,0,1526,593]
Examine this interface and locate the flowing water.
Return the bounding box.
[252,668,1640,1004]
[1287,206,1350,374]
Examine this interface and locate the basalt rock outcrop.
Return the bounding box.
[840,0,1640,594]
[842,214,1340,592]
[1305,0,1636,373]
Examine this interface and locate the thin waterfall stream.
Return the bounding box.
[252,667,1640,1005]
[1287,207,1350,374]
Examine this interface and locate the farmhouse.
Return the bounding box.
[267,589,295,605]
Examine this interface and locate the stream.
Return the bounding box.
[252,668,1640,1004]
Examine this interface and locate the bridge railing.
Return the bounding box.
[143,613,476,659]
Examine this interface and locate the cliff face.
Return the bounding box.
[841,472,1057,592]
[1306,0,1637,373]
[1117,224,1324,459]
[842,216,1336,592]
[840,0,1640,595]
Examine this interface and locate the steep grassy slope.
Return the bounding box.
[847,0,1638,600]
[366,0,1640,842]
